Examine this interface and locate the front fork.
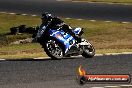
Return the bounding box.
[78,39,92,50]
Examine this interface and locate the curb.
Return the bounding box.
[91,85,132,88]
[57,0,132,6]
[0,52,132,61]
[95,52,132,56]
[34,52,132,59]
[0,59,6,61]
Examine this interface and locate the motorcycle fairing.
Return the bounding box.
[49,29,76,53]
[73,27,82,35]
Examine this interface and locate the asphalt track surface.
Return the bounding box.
[0,0,132,22]
[0,54,132,88]
[0,0,132,88]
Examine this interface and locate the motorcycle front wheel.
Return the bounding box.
[81,42,95,58]
[43,38,64,59]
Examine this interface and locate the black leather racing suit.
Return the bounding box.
[48,17,81,42]
[37,17,81,44]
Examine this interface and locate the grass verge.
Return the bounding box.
[0,13,132,59]
[72,0,132,4]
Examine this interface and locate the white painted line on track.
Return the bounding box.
[89,20,96,22]
[21,14,27,16]
[121,22,130,24]
[96,52,132,56]
[0,59,6,61]
[104,53,121,55]
[122,52,132,54]
[77,19,83,20]
[0,12,131,24]
[105,21,112,22]
[57,0,132,6]
[65,17,71,19]
[9,13,16,15]
[0,52,132,60]
[120,85,132,87]
[34,57,49,59]
[104,86,120,88]
[91,87,104,88]
[95,54,104,56]
[71,0,132,6]
[91,85,132,88]
[33,52,132,60]
[32,15,37,16]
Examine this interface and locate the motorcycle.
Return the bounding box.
[37,23,95,59]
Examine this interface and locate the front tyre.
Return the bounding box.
[43,39,64,59]
[82,42,95,58]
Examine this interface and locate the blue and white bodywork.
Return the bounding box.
[39,26,95,59]
[73,27,82,35]
[49,29,76,53]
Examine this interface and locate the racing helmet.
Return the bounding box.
[41,12,52,21]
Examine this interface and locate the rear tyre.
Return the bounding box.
[43,38,64,59]
[82,42,95,58]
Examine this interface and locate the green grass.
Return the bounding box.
[0,13,132,59]
[63,19,132,49]
[0,53,47,59]
[72,0,132,4]
[0,43,41,52]
[0,13,41,46]
[96,49,132,54]
[0,43,47,59]
[0,13,40,34]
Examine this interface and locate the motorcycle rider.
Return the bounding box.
[36,12,81,44]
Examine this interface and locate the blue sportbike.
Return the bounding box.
[37,24,95,59]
